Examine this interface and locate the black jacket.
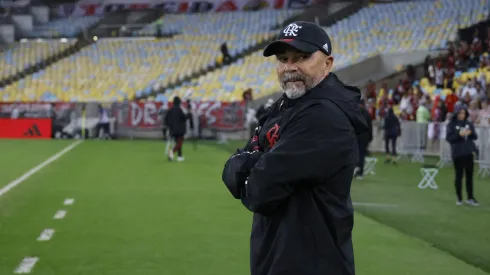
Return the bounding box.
[165,98,187,136]
[358,106,372,145]
[222,73,368,275]
[383,108,400,138]
[446,106,478,159]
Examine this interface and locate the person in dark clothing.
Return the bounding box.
[221,22,368,275]
[165,96,188,162]
[355,100,373,179]
[383,107,400,164]
[446,106,479,206]
[186,99,198,149]
[220,42,232,65]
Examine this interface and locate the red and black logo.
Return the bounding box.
[266,124,280,149]
[23,124,42,137]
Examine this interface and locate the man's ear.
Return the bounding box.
[325,56,334,75]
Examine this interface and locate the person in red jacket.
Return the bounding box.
[445,91,459,113]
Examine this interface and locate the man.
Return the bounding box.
[355,100,373,179]
[165,96,188,162]
[222,21,368,275]
[220,42,232,64]
[96,104,111,139]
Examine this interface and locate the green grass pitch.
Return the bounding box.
[0,139,489,275]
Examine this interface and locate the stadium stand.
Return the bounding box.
[328,0,489,70]
[1,38,165,102]
[0,10,300,102]
[22,16,102,38]
[161,51,279,102]
[367,39,490,125]
[0,40,76,81]
[163,0,489,102]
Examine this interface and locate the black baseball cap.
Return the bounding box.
[263,21,332,57]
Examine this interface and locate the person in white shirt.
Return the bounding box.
[435,67,444,89]
[10,105,19,119]
[96,104,111,139]
[399,94,413,115]
[461,81,478,99]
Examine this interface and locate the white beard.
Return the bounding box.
[282,83,306,99]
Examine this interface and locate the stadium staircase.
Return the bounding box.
[0,38,94,89]
[139,1,366,100]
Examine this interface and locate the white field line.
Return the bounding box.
[64,198,75,205]
[14,257,39,274]
[53,210,67,220]
[36,229,55,241]
[0,140,82,198]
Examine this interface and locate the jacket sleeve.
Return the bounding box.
[446,122,462,143]
[222,150,263,199]
[242,102,355,215]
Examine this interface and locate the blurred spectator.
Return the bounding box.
[416,100,430,123]
[468,53,480,67]
[461,80,478,98]
[445,91,459,113]
[432,97,447,122]
[399,90,413,116]
[367,99,376,120]
[468,100,481,123]
[424,55,431,78]
[399,109,411,121]
[435,62,444,89]
[383,108,400,164]
[428,59,435,83]
[366,80,376,99]
[96,104,111,139]
[220,42,232,65]
[479,100,490,125]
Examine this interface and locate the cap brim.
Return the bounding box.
[263,39,319,57]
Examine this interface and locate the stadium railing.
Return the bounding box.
[369,120,490,177]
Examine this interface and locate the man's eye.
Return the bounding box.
[277,56,288,62]
[301,54,311,60]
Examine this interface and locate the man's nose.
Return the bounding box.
[283,59,299,72]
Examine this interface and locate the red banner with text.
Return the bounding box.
[0,118,52,139]
[127,100,245,130]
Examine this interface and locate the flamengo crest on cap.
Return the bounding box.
[283,23,302,37]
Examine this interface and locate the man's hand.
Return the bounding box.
[240,150,263,173]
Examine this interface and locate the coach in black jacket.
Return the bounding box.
[222,22,368,275]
